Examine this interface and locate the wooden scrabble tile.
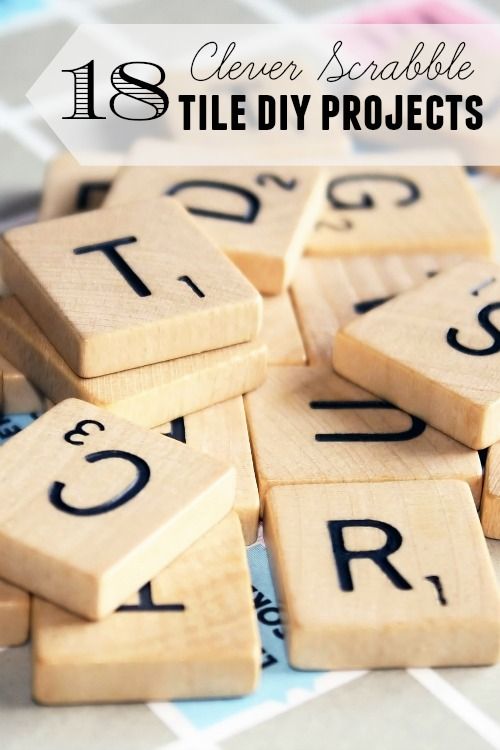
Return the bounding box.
[261,293,306,365]
[334,261,500,449]
[265,481,500,669]
[481,442,500,540]
[307,166,492,258]
[0,398,235,620]
[0,579,30,647]
[32,512,259,704]
[156,397,260,544]
[0,354,44,414]
[245,366,482,505]
[292,254,464,365]
[0,297,267,428]
[38,152,118,221]
[3,198,262,377]
[105,166,325,295]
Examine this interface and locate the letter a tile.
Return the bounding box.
[32,513,260,704]
[0,399,235,620]
[3,197,262,377]
[334,261,500,449]
[265,481,500,669]
[105,160,325,295]
[245,367,482,505]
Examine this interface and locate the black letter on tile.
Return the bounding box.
[166,180,260,224]
[353,296,394,314]
[424,575,447,606]
[255,173,297,190]
[310,400,426,442]
[328,519,413,592]
[49,450,150,516]
[64,419,105,446]
[177,275,205,298]
[162,417,186,443]
[447,302,500,356]
[73,236,151,297]
[327,174,420,210]
[118,582,185,612]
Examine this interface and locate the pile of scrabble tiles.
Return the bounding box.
[0,146,499,705]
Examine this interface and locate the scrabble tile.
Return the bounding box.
[0,398,235,620]
[3,198,262,377]
[0,579,29,647]
[105,165,325,294]
[481,442,500,540]
[156,397,260,544]
[32,512,260,704]
[307,166,492,258]
[0,354,44,414]
[0,297,267,428]
[334,261,500,449]
[265,481,500,669]
[38,152,118,221]
[245,367,482,505]
[261,293,306,365]
[292,254,464,365]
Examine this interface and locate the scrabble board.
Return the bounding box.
[3,0,500,749]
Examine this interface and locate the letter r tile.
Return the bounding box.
[0,398,235,620]
[264,481,500,669]
[2,197,262,377]
[333,261,500,449]
[244,367,482,505]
